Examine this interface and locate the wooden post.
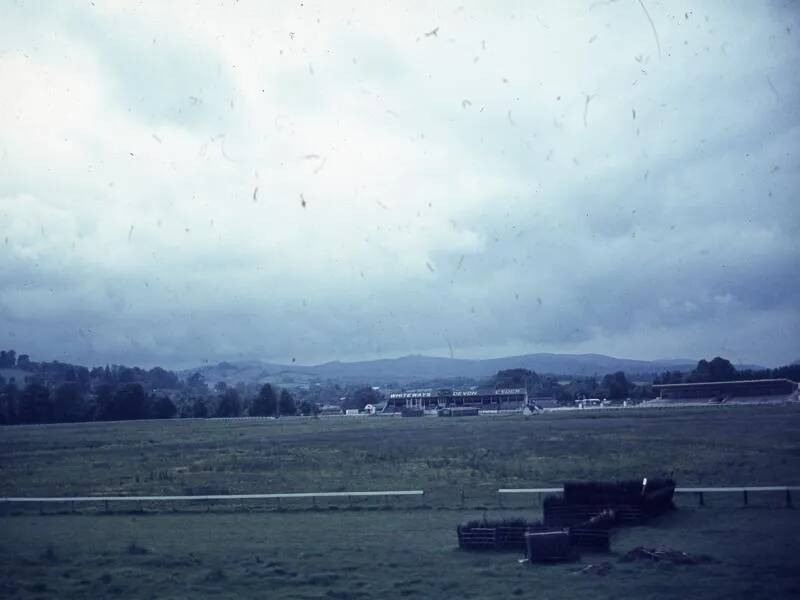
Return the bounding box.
[276,496,281,510]
[743,490,748,506]
[697,492,704,507]
[498,492,503,508]
[104,500,110,513]
[312,495,317,509]
[786,488,793,508]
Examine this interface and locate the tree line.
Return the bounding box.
[0,349,389,425]
[491,368,645,402]
[0,350,314,425]
[492,356,799,404]
[3,348,796,425]
[0,378,310,425]
[653,356,800,385]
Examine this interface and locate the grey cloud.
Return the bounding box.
[0,1,798,369]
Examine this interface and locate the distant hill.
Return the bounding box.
[180,353,746,386]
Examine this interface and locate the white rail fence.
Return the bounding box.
[497,486,799,507]
[2,486,798,513]
[0,490,425,513]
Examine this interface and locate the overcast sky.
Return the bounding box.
[1,0,798,370]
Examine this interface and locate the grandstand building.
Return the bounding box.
[386,388,528,411]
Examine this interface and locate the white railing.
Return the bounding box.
[0,490,424,511]
[497,485,799,507]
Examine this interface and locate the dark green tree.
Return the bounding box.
[19,383,52,423]
[690,359,712,382]
[115,383,147,420]
[709,356,737,381]
[191,397,208,418]
[298,399,316,416]
[343,386,381,411]
[117,366,137,384]
[630,383,656,401]
[654,370,685,385]
[690,357,737,383]
[148,367,180,389]
[0,350,16,368]
[186,372,208,392]
[0,382,20,424]
[493,369,541,390]
[278,389,296,416]
[96,383,146,421]
[76,366,91,392]
[53,382,84,422]
[150,395,177,419]
[601,371,630,400]
[251,384,278,416]
[772,363,800,382]
[214,389,242,417]
[92,383,116,420]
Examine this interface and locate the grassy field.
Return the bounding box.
[2,507,799,599]
[2,405,800,598]
[3,406,800,504]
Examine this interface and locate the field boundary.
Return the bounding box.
[0,490,423,504]
[498,486,800,507]
[4,486,798,511]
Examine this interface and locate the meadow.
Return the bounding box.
[2,405,800,598]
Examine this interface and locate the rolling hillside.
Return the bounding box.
[181,353,711,386]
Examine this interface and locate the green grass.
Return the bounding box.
[2,507,799,599]
[2,405,800,598]
[3,406,800,505]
